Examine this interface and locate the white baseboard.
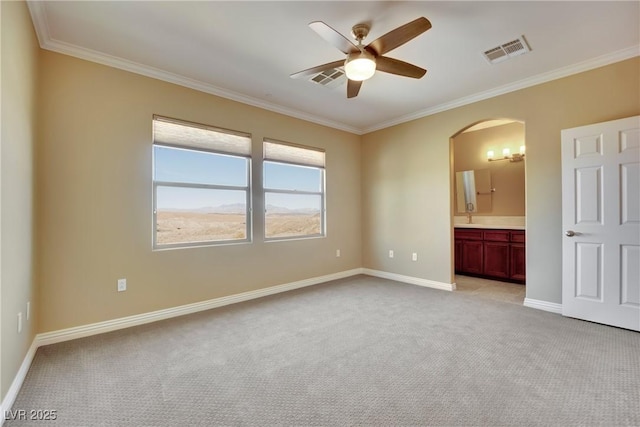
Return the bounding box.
[523,298,563,314]
[1,340,38,427]
[20,268,451,349]
[2,266,452,419]
[362,268,455,291]
[36,268,363,347]
[0,268,362,420]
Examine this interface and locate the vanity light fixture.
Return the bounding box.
[487,145,525,162]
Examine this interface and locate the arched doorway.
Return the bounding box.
[451,119,526,304]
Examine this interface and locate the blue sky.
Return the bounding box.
[154,146,322,210]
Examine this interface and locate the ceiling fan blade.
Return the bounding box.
[366,17,432,56]
[376,56,426,79]
[290,60,345,79]
[309,21,359,55]
[347,79,362,98]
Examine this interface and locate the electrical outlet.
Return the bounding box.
[412,253,418,261]
[336,249,341,257]
[27,301,31,320]
[117,278,127,292]
[389,250,394,258]
[18,312,23,333]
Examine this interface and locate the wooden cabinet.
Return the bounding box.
[455,228,525,283]
[461,240,484,275]
[484,241,510,279]
[509,243,526,281]
[454,229,483,274]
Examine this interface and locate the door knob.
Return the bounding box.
[565,230,576,237]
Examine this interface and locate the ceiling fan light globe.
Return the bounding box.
[344,53,376,81]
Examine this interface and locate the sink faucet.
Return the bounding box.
[466,211,473,224]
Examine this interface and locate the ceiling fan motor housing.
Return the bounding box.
[351,24,370,43]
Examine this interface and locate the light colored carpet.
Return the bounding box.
[7,275,640,426]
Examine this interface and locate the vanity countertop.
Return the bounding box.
[454,223,525,230]
[453,216,525,230]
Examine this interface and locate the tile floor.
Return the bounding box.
[454,275,525,305]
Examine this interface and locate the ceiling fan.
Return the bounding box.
[290,17,432,98]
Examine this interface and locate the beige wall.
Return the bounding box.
[1,0,39,400]
[37,51,362,333]
[362,57,640,303]
[2,6,639,400]
[453,122,526,216]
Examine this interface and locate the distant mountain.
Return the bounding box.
[265,204,320,215]
[159,203,319,215]
[201,203,246,214]
[159,203,245,214]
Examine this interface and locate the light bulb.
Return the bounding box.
[520,145,526,155]
[502,148,511,157]
[344,51,376,81]
[487,150,495,160]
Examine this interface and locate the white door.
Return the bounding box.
[561,116,640,331]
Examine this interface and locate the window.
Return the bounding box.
[263,139,325,240]
[152,116,251,249]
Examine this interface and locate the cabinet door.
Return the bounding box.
[510,243,526,282]
[461,240,483,274]
[455,239,463,272]
[483,241,510,279]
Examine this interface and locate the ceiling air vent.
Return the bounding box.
[309,67,346,89]
[483,36,530,64]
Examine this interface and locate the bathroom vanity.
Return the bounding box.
[454,226,525,284]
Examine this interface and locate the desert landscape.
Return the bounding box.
[156,210,321,245]
[264,212,321,238]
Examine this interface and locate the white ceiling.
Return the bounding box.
[28,1,639,134]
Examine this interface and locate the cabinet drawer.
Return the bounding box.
[455,229,483,240]
[510,231,525,243]
[483,230,510,242]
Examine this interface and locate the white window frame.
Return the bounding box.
[152,116,252,249]
[263,139,326,241]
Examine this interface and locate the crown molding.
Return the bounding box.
[26,1,362,135]
[362,45,640,134]
[43,37,362,135]
[27,1,639,136]
[26,0,50,48]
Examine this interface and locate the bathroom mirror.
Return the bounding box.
[456,169,492,213]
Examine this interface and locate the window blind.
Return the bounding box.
[264,139,325,168]
[153,116,251,156]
